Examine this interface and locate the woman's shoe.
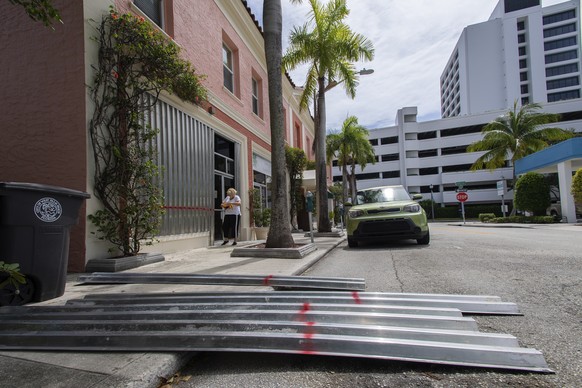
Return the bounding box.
[232,242,237,246]
[221,241,228,246]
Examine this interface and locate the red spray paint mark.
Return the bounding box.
[352,291,362,304]
[262,275,274,286]
[300,319,318,354]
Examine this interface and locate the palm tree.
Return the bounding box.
[468,101,574,180]
[263,0,297,248]
[283,0,374,232]
[326,116,375,203]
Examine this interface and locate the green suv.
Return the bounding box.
[346,185,429,248]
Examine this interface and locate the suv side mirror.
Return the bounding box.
[412,194,423,201]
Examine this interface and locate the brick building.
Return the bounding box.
[0,0,315,271]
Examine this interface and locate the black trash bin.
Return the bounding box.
[0,182,90,304]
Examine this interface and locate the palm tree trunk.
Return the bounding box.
[349,161,357,202]
[264,0,294,248]
[341,164,348,203]
[316,77,331,232]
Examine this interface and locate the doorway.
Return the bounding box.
[214,135,237,242]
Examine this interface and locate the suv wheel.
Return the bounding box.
[347,237,358,248]
[417,231,430,245]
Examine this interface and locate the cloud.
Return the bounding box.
[244,0,569,130]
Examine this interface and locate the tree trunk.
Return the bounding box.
[349,161,357,202]
[316,77,331,232]
[341,164,348,203]
[264,0,294,248]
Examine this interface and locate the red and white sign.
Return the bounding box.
[456,192,469,202]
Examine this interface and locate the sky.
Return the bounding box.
[244,0,569,131]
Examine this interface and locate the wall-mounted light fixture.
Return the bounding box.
[208,106,215,115]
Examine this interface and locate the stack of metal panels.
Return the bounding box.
[0,289,552,373]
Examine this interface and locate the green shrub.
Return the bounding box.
[515,172,550,216]
[479,213,496,222]
[490,215,555,224]
[572,168,582,203]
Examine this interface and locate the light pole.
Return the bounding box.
[324,68,374,92]
[429,184,435,221]
[317,68,374,226]
[500,176,507,217]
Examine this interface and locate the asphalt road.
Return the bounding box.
[176,223,582,387]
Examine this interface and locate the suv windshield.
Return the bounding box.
[356,186,411,204]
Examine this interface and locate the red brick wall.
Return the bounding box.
[0,0,87,272]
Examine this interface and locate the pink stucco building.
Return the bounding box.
[0,0,315,271]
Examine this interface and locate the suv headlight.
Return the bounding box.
[348,209,364,218]
[403,204,421,213]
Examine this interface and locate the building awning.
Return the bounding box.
[515,138,582,175]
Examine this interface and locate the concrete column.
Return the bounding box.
[557,161,576,223]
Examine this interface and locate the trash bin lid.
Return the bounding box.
[0,182,90,199]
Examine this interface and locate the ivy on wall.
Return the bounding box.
[88,8,207,256]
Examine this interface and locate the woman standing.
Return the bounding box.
[221,188,241,245]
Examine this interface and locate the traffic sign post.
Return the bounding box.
[456,192,468,224]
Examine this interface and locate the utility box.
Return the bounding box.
[0,182,89,303]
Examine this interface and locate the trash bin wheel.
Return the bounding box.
[0,274,35,306]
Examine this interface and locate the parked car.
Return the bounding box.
[346,185,429,248]
[546,186,582,221]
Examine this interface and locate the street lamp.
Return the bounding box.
[429,184,435,221]
[325,68,375,92]
[500,175,507,217]
[358,68,374,75]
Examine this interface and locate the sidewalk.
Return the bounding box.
[0,234,346,388]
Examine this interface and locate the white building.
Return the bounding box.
[333,0,582,208]
[441,0,581,118]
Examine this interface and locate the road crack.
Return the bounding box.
[390,251,404,292]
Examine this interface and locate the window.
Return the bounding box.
[519,59,528,69]
[517,34,526,43]
[519,46,526,56]
[381,153,399,162]
[419,167,439,176]
[222,44,234,93]
[546,76,579,90]
[355,172,380,181]
[418,131,437,140]
[418,149,438,158]
[369,139,378,146]
[543,9,576,25]
[520,72,528,81]
[380,136,398,145]
[546,63,578,77]
[253,171,271,209]
[441,145,469,155]
[441,163,473,173]
[440,125,483,137]
[521,97,529,105]
[252,77,260,116]
[504,0,539,13]
[544,36,577,51]
[521,84,529,94]
[517,21,525,31]
[134,0,162,27]
[545,50,578,64]
[543,23,576,38]
[547,90,580,102]
[382,170,400,179]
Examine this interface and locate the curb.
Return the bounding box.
[293,236,347,276]
[447,223,534,229]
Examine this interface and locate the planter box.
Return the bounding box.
[230,243,317,259]
[85,253,165,272]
